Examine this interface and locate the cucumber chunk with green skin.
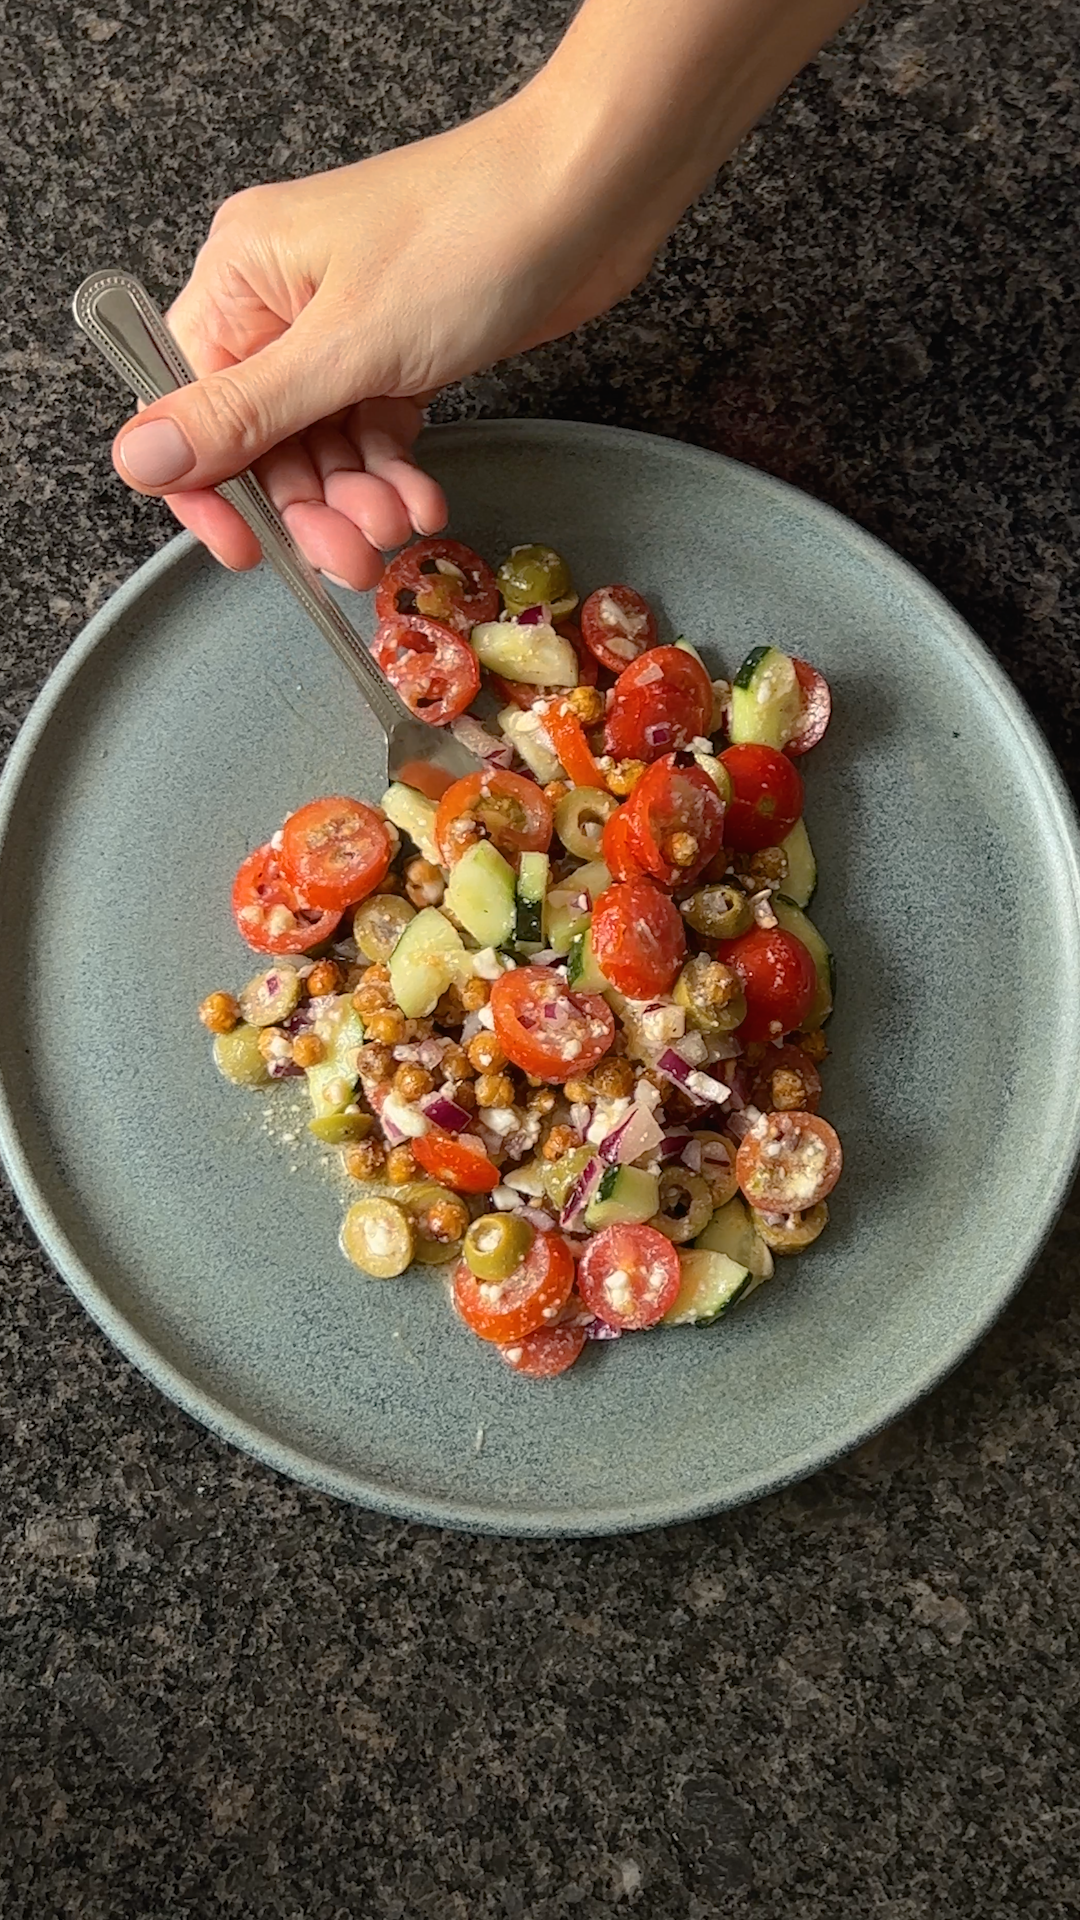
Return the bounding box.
[584,1164,660,1229]
[380,783,440,866]
[730,645,802,750]
[779,818,817,910]
[388,908,469,1018]
[674,635,709,672]
[566,928,609,993]
[445,841,516,948]
[772,896,834,1027]
[470,620,579,686]
[694,1194,774,1280]
[514,851,549,948]
[662,1249,752,1325]
[306,1002,366,1119]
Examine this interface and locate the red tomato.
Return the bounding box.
[453,1232,575,1343]
[434,770,553,867]
[577,1224,681,1330]
[497,1322,587,1377]
[785,660,832,757]
[719,744,804,852]
[735,1111,842,1211]
[542,699,606,790]
[489,966,615,1083]
[717,925,816,1041]
[375,537,499,631]
[601,806,646,883]
[278,796,393,911]
[605,647,713,762]
[592,879,686,998]
[750,1043,823,1114]
[489,621,598,711]
[580,585,658,673]
[231,844,342,954]
[623,756,726,888]
[413,1129,500,1194]
[371,615,480,726]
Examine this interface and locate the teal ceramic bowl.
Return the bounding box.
[2,421,1079,1535]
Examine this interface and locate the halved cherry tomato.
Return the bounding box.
[453,1231,575,1343]
[371,615,480,726]
[601,805,646,882]
[592,879,686,997]
[231,844,343,954]
[497,1322,587,1376]
[489,620,598,711]
[785,660,832,757]
[623,755,726,888]
[542,699,607,789]
[375,537,499,632]
[278,796,393,911]
[716,925,816,1041]
[735,1111,842,1211]
[750,1042,823,1113]
[489,966,615,1083]
[605,647,713,762]
[719,744,804,853]
[580,585,658,673]
[577,1223,681,1330]
[435,770,553,867]
[413,1129,500,1193]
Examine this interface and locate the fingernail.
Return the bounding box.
[119,418,196,486]
[322,572,354,591]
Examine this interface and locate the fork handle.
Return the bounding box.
[71,270,411,740]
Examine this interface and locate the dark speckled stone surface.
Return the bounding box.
[3,1,1080,1913]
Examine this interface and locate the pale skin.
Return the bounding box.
[112,0,862,586]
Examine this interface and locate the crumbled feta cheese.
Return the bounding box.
[482,1106,520,1137]
[381,1093,431,1139]
[686,1069,730,1103]
[492,1185,520,1210]
[477,1005,496,1030]
[586,1096,631,1147]
[503,1161,547,1197]
[634,1080,662,1112]
[603,1268,635,1317]
[690,736,714,755]
[751,890,778,929]
[674,1032,708,1066]
[472,947,502,979]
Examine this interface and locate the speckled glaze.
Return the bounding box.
[1,420,1078,1535]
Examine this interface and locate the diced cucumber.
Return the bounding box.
[694,1195,774,1281]
[674,635,709,673]
[498,705,563,784]
[662,1249,753,1325]
[543,859,610,955]
[515,852,550,949]
[380,783,440,866]
[772,896,834,1027]
[779,818,817,910]
[584,1164,659,1229]
[730,645,802,751]
[445,841,516,948]
[388,908,469,1018]
[471,620,578,687]
[693,751,730,801]
[306,1001,366,1119]
[572,860,612,903]
[566,929,608,993]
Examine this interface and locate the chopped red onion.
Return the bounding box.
[559,1155,603,1231]
[418,1036,449,1071]
[681,1139,703,1173]
[644,723,673,750]
[572,892,590,913]
[569,1101,592,1134]
[420,1093,472,1133]
[392,1042,423,1063]
[514,1205,557,1233]
[583,1318,622,1342]
[659,1131,693,1162]
[267,1057,304,1079]
[599,1104,664,1165]
[516,604,550,627]
[656,1049,730,1106]
[451,714,513,767]
[281,1003,317,1037]
[726,1104,762,1141]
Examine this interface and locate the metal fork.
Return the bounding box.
[71,270,483,799]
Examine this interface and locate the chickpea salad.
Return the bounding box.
[199,537,841,1380]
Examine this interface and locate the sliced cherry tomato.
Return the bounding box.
[602,805,647,882]
[489,621,598,711]
[278,795,393,911]
[623,755,726,889]
[375,537,499,632]
[489,966,615,1083]
[592,879,686,998]
[542,699,607,789]
[371,615,480,726]
[497,1322,587,1377]
[716,925,816,1042]
[231,844,343,954]
[605,647,713,762]
[413,1128,500,1194]
[719,744,804,853]
[453,1231,575,1343]
[785,660,832,757]
[434,770,553,867]
[735,1111,842,1211]
[750,1042,823,1113]
[577,1223,681,1330]
[580,585,658,673]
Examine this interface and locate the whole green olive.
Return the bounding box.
[463,1212,536,1282]
[497,544,577,617]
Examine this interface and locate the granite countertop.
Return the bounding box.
[3,1,1079,1913]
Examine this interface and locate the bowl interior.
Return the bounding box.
[2,420,1079,1534]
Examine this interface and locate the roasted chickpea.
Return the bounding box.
[606,759,647,797]
[589,1055,635,1099]
[563,1078,592,1106]
[198,990,240,1034]
[343,1137,387,1181]
[291,1031,326,1069]
[441,1043,473,1081]
[385,1144,418,1185]
[364,1007,408,1045]
[800,1028,829,1064]
[668,832,699,869]
[542,1123,582,1161]
[404,858,446,909]
[306,958,342,997]
[460,976,491,1012]
[475,1071,515,1108]
[466,1032,506,1074]
[566,684,606,726]
[393,1063,434,1101]
[742,845,789,890]
[527,1087,557,1114]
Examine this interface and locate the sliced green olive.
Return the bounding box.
[238,965,302,1028]
[353,893,416,963]
[751,1200,829,1253]
[497,544,577,617]
[650,1168,713,1243]
[554,787,619,860]
[673,954,748,1033]
[463,1212,535,1282]
[542,1145,595,1211]
[340,1197,414,1277]
[308,1110,373,1145]
[213,1024,271,1087]
[398,1180,471,1264]
[680,883,753,941]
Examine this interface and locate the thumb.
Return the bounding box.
[111,300,362,495]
